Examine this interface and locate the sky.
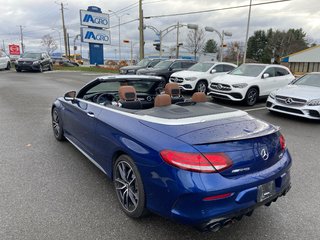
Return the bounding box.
[0,0,319,60]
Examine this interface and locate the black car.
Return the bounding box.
[15,52,53,72]
[119,58,163,74]
[136,59,197,82]
[52,57,79,67]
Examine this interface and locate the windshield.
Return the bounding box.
[153,60,172,69]
[188,62,214,72]
[148,59,161,67]
[137,59,150,67]
[21,53,41,59]
[230,64,266,77]
[294,74,320,87]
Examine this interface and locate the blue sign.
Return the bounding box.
[80,10,109,28]
[81,27,111,45]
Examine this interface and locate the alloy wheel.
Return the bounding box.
[52,110,60,138]
[114,161,139,213]
[247,88,258,105]
[197,81,207,93]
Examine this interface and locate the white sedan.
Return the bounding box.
[208,64,295,105]
[267,72,320,119]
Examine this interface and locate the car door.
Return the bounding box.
[275,67,293,86]
[61,99,102,159]
[167,61,182,79]
[260,67,277,96]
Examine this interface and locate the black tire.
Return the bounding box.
[244,87,259,106]
[49,63,53,71]
[113,154,147,218]
[195,80,208,93]
[5,62,11,70]
[16,68,21,72]
[39,65,43,73]
[52,108,65,141]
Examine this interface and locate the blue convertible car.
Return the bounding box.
[51,75,291,231]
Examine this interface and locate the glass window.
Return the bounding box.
[148,59,161,67]
[188,62,214,72]
[229,64,266,77]
[275,67,289,76]
[170,61,182,69]
[21,53,41,59]
[263,67,276,77]
[213,65,224,72]
[182,61,195,68]
[153,60,172,69]
[137,59,150,67]
[294,74,320,87]
[223,64,235,72]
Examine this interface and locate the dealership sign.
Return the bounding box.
[80,10,109,28]
[81,27,111,45]
[9,44,20,55]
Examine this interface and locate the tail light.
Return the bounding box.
[280,134,286,150]
[160,150,233,173]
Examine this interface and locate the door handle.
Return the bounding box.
[87,112,95,118]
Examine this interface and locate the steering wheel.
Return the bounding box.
[96,93,115,105]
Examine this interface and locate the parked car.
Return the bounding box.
[0,49,11,70]
[15,52,53,72]
[137,59,197,82]
[208,63,295,105]
[51,75,292,231]
[169,61,237,93]
[120,58,163,74]
[266,72,320,119]
[52,56,79,67]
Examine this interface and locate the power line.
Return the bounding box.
[144,0,291,19]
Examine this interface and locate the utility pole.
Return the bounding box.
[58,2,68,57]
[19,25,25,53]
[138,0,144,60]
[176,22,180,58]
[243,0,252,64]
[67,33,71,57]
[2,40,5,52]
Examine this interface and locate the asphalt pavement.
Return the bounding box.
[0,70,319,240]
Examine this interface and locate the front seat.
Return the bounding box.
[164,83,184,104]
[118,86,142,109]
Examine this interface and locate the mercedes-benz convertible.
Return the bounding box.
[51,75,292,231]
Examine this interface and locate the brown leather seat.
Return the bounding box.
[164,83,184,104]
[191,92,207,103]
[118,86,142,109]
[119,86,137,101]
[154,94,171,107]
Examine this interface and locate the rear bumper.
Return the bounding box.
[144,150,292,226]
[16,63,41,71]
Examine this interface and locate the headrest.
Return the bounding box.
[164,83,180,97]
[191,92,207,103]
[154,94,171,107]
[118,86,136,101]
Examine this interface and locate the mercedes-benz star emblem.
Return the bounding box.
[217,84,222,90]
[285,98,293,104]
[260,148,269,161]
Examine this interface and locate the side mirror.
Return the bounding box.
[262,73,270,79]
[210,69,217,74]
[168,67,173,71]
[64,91,76,101]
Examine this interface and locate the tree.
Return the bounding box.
[203,39,218,53]
[226,41,243,63]
[246,28,309,63]
[41,34,57,55]
[185,28,206,59]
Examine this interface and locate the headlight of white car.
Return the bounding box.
[308,99,320,106]
[269,91,276,99]
[232,83,248,88]
[185,77,197,81]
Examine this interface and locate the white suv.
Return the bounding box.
[0,50,11,70]
[169,61,236,93]
[207,63,295,105]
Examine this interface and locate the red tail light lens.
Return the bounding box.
[160,150,233,173]
[280,134,286,150]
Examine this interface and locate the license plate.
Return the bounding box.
[257,181,276,202]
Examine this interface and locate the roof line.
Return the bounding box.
[283,45,320,58]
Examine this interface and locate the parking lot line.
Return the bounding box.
[244,106,266,112]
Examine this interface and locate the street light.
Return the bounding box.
[143,23,198,58]
[205,27,232,62]
[108,10,129,61]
